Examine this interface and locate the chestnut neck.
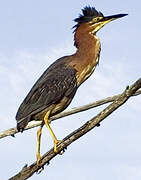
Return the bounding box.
[73,24,100,60]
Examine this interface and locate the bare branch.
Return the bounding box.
[9,78,141,180]
[1,88,141,140]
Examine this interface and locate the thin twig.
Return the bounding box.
[9,78,141,180]
[0,89,141,139]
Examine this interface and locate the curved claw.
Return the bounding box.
[59,148,66,155]
[37,166,44,174]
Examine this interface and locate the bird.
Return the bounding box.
[16,6,127,165]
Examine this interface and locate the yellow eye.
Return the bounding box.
[96,17,101,21]
[89,17,102,25]
[92,17,101,22]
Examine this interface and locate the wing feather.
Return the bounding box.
[16,57,77,124]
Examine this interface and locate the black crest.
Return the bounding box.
[73,6,103,30]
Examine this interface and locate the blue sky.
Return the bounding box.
[0,0,141,180]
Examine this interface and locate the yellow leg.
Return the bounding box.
[44,111,60,153]
[36,125,43,165]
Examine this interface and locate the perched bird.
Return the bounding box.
[16,6,127,165]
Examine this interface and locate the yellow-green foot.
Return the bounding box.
[54,139,61,153]
[36,153,41,166]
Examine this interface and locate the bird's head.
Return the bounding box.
[73,6,127,36]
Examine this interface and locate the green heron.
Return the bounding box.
[16,6,127,165]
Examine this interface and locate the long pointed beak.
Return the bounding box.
[103,14,128,23]
[92,13,128,33]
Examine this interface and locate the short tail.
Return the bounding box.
[17,116,31,132]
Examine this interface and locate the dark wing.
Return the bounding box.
[16,56,77,131]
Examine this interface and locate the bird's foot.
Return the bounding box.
[54,139,67,155]
[36,153,41,166]
[54,139,61,153]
